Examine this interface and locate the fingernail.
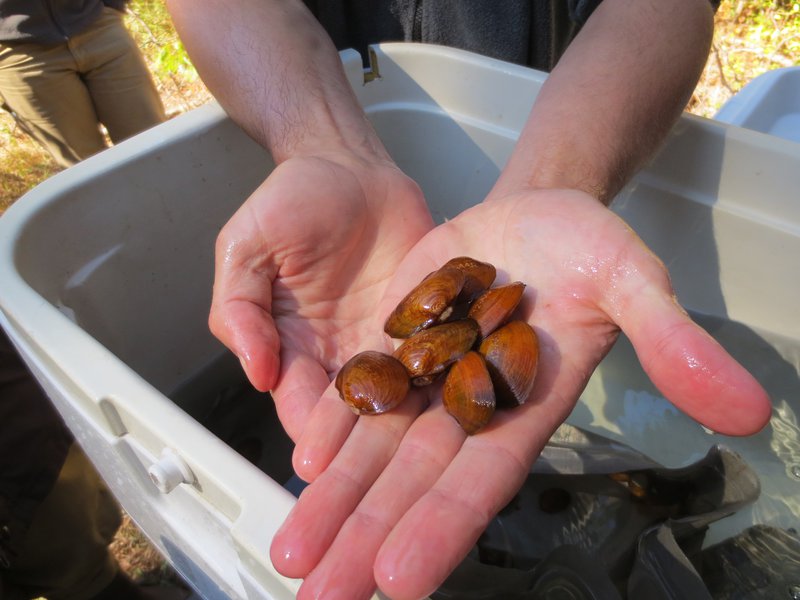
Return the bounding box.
[293,451,318,482]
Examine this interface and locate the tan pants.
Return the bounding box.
[0,445,122,600]
[0,7,165,168]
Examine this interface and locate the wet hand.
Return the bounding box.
[271,188,771,600]
[208,153,434,442]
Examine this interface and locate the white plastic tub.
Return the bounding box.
[715,66,800,143]
[0,44,798,598]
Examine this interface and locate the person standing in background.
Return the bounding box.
[0,0,165,168]
[0,3,180,598]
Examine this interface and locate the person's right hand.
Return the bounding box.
[267,188,772,600]
[208,151,434,442]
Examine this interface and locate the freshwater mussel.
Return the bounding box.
[335,257,539,434]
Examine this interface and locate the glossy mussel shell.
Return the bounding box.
[394,319,479,383]
[384,257,496,338]
[478,320,539,408]
[335,351,410,415]
[336,257,536,435]
[443,351,496,435]
[384,266,464,338]
[468,282,526,339]
[443,256,497,302]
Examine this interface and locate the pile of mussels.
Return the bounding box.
[335,257,539,435]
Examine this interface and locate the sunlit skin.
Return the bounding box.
[209,153,434,442]
[165,0,773,598]
[265,189,770,600]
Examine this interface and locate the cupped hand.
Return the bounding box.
[271,188,772,600]
[208,152,434,442]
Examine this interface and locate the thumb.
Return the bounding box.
[616,287,771,436]
[209,295,281,393]
[209,224,281,393]
[209,254,330,442]
[209,214,327,442]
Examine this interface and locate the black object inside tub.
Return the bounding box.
[432,425,800,600]
[169,351,296,488]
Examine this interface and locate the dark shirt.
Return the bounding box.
[303,0,720,72]
[304,0,602,72]
[0,0,127,44]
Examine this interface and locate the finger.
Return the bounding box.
[209,297,280,393]
[291,381,359,482]
[209,219,281,392]
[297,516,383,600]
[373,393,573,600]
[271,389,427,579]
[296,403,467,600]
[270,348,332,443]
[290,335,403,481]
[614,286,771,436]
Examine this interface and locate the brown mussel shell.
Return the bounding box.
[467,282,526,339]
[443,351,496,435]
[394,319,479,380]
[335,351,410,415]
[443,256,497,302]
[478,320,539,408]
[384,266,466,338]
[339,258,535,432]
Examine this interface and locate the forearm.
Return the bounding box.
[165,0,388,164]
[494,0,714,204]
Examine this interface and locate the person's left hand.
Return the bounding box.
[271,188,771,600]
[207,152,435,443]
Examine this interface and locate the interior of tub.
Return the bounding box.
[9,69,799,571]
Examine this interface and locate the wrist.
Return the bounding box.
[270,109,391,167]
[491,151,616,206]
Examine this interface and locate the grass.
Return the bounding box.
[109,514,185,586]
[122,0,211,116]
[689,0,800,116]
[0,128,59,214]
[2,0,799,588]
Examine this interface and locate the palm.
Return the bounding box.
[392,188,772,430]
[271,189,771,600]
[384,189,635,405]
[209,154,433,441]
